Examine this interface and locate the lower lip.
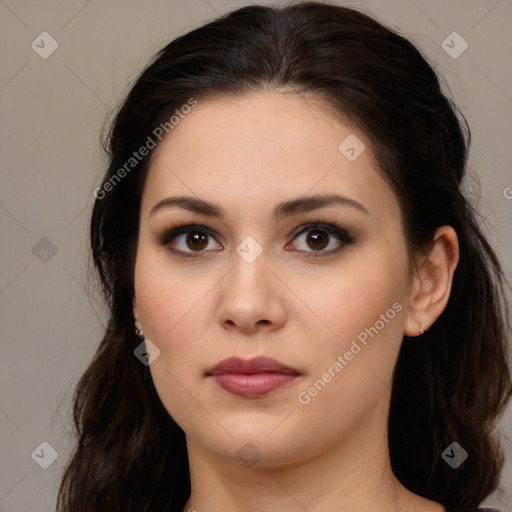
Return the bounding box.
[211,372,298,398]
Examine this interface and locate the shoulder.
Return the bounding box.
[444,508,502,512]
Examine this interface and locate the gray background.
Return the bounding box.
[1,0,511,510]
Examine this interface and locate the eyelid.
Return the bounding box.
[157,220,355,257]
[157,223,219,246]
[288,222,355,257]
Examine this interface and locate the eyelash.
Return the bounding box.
[157,221,355,259]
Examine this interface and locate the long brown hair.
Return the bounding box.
[57,2,512,511]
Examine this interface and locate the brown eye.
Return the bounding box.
[158,225,222,257]
[288,222,355,258]
[159,222,354,259]
[305,229,329,251]
[185,231,209,251]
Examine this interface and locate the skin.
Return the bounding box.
[132,92,459,512]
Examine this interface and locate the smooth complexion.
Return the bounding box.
[132,92,459,511]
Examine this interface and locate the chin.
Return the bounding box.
[188,416,314,468]
[212,436,303,468]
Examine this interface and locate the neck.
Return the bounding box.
[182,403,440,512]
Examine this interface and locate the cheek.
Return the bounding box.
[292,269,407,436]
[134,250,217,431]
[133,247,222,388]
[307,254,407,347]
[134,245,214,339]
[296,252,409,415]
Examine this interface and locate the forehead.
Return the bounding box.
[142,92,399,224]
[150,92,353,167]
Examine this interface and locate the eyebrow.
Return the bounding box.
[149,193,369,221]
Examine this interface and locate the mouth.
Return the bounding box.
[206,356,301,398]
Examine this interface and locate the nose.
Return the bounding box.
[216,249,286,335]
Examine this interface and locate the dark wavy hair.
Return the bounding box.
[57,2,512,511]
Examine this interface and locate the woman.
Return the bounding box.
[57,2,511,511]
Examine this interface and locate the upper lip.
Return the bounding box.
[207,356,300,376]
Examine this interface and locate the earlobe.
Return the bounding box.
[404,226,459,337]
[133,298,141,326]
[132,298,144,338]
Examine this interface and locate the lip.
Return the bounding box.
[207,356,300,398]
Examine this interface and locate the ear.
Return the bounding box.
[404,225,459,337]
[133,298,141,327]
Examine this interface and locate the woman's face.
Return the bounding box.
[133,92,415,467]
